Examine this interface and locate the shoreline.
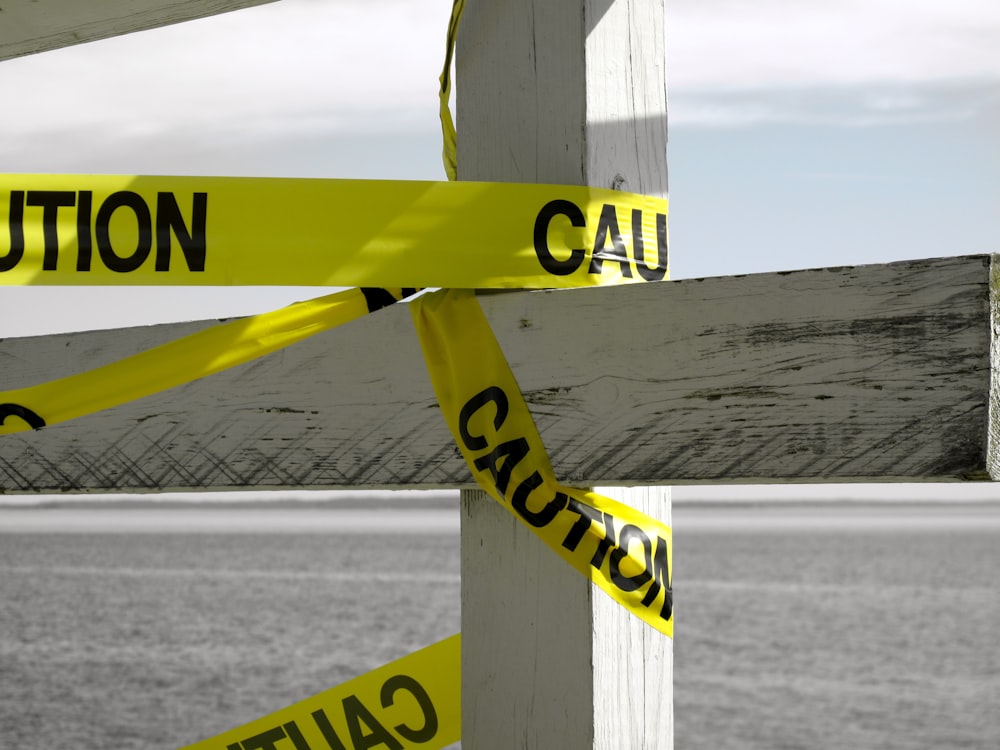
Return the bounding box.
[3,497,1000,533]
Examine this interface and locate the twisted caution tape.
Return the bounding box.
[180,635,461,750]
[4,0,673,744]
[166,288,672,750]
[0,286,418,436]
[412,289,673,637]
[0,176,667,438]
[0,11,672,643]
[421,0,671,640]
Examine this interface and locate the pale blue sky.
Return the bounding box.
[1,0,998,502]
[0,0,996,335]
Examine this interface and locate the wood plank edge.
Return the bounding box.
[0,0,276,62]
[988,253,1000,480]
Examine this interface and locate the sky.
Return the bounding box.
[0,0,998,501]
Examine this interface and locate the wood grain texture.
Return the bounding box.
[591,485,673,746]
[459,488,597,748]
[0,254,994,494]
[0,0,273,61]
[455,1,671,748]
[579,2,672,748]
[989,256,1000,481]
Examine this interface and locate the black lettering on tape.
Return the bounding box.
[311,708,348,750]
[588,203,632,278]
[639,533,673,621]
[0,191,25,272]
[239,725,286,750]
[155,191,207,272]
[282,721,312,750]
[510,471,568,528]
[380,674,439,743]
[533,199,586,276]
[631,208,668,282]
[227,743,242,750]
[26,190,75,271]
[0,403,46,431]
[342,694,403,750]
[1,189,209,275]
[590,511,616,569]
[76,191,93,272]
[458,386,509,452]
[608,524,653,592]
[96,191,153,273]
[561,497,604,552]
[473,437,529,497]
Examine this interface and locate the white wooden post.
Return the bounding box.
[456,1,672,747]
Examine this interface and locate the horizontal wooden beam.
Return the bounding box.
[0,0,274,62]
[1,254,996,493]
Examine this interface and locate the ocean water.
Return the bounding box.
[0,508,462,750]
[674,504,1000,750]
[1,501,998,749]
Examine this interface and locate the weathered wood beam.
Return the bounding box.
[0,254,994,494]
[0,0,274,62]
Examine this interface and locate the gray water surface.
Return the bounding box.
[1,501,997,749]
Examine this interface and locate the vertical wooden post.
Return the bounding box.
[456,1,671,747]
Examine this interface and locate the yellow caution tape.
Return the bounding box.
[0,287,417,435]
[438,0,464,181]
[181,634,461,750]
[411,289,673,638]
[0,2,674,748]
[0,175,667,289]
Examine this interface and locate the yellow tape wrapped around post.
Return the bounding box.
[0,175,666,436]
[181,634,461,750]
[0,175,667,290]
[411,289,673,638]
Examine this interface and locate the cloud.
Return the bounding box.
[0,0,997,158]
[671,80,1000,128]
[0,0,453,139]
[667,0,1000,88]
[665,0,1000,126]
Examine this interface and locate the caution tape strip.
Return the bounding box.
[438,0,464,181]
[4,0,673,744]
[175,290,673,750]
[0,282,677,640]
[419,0,672,641]
[180,635,461,750]
[0,174,666,289]
[412,289,673,637]
[0,287,418,435]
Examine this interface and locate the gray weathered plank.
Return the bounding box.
[0,0,274,62]
[0,253,994,493]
